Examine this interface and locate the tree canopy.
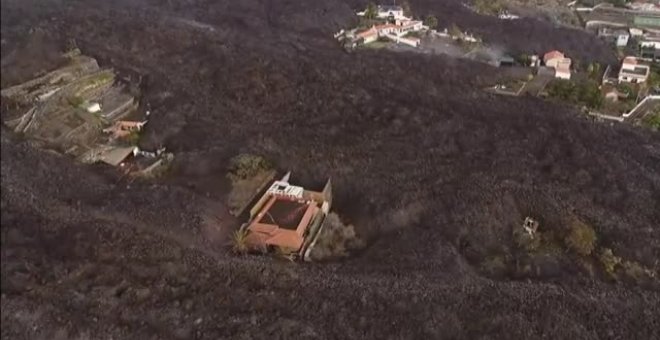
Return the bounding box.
[424,15,438,29]
[546,79,604,109]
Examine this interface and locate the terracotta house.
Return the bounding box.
[543,50,572,79]
[543,50,566,68]
[244,172,332,255]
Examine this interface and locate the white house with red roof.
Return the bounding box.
[355,18,424,47]
[543,50,572,79]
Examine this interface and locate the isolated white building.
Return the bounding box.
[617,34,630,47]
[377,5,405,19]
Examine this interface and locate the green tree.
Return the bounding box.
[424,15,438,29]
[642,112,660,130]
[364,2,378,20]
[647,65,660,88]
[515,53,529,66]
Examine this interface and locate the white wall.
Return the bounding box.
[641,41,660,49]
[363,35,377,44]
[377,10,404,19]
[616,35,629,47]
[555,70,571,80]
[545,58,561,68]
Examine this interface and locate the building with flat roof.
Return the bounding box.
[619,56,651,83]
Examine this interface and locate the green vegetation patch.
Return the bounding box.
[227,154,273,182]
[231,228,250,254]
[546,79,604,109]
[67,95,85,108]
[424,15,438,29]
[472,0,505,15]
[641,111,660,130]
[125,130,141,146]
[598,248,622,278]
[564,218,597,256]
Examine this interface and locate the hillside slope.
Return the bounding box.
[1,0,659,339]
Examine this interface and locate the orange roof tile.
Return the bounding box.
[543,50,565,61]
[623,56,638,65]
[357,27,377,38]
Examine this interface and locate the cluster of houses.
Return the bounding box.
[597,27,660,62]
[1,50,171,175]
[344,5,427,48]
[531,49,652,86]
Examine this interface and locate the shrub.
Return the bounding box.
[231,229,249,254]
[536,231,563,256]
[513,229,540,252]
[642,112,660,130]
[67,96,84,108]
[309,213,364,260]
[623,261,650,281]
[125,130,141,145]
[598,248,621,277]
[227,154,272,182]
[424,15,438,29]
[481,255,508,277]
[274,246,296,262]
[564,219,597,256]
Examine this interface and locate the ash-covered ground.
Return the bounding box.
[1,0,659,339]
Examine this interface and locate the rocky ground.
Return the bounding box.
[2,0,660,339]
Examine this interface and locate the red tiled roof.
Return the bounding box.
[357,28,377,38]
[543,50,565,61]
[623,56,638,65]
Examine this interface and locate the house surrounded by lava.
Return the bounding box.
[243,172,332,260]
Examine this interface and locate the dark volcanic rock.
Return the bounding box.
[1,0,659,339]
